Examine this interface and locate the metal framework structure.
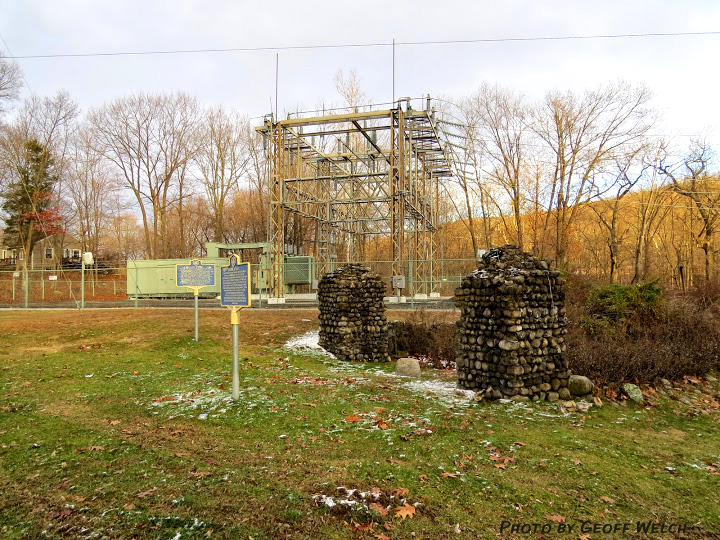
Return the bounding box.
[257,96,465,299]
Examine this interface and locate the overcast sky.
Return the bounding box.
[2,0,720,150]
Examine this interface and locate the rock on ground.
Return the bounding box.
[568,375,594,396]
[396,357,421,378]
[622,383,644,404]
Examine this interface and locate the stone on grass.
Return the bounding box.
[396,357,421,378]
[576,402,591,413]
[558,387,571,400]
[568,375,594,396]
[622,383,644,404]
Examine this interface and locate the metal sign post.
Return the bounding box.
[220,254,251,400]
[176,259,216,342]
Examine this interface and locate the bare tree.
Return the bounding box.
[0,53,22,116]
[194,106,249,243]
[628,145,669,283]
[533,82,654,269]
[66,123,121,255]
[88,92,200,258]
[658,139,720,281]
[588,150,646,283]
[334,69,368,110]
[465,84,530,250]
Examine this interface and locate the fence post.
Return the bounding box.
[24,267,28,308]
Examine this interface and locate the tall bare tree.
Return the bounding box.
[465,84,530,250]
[658,139,720,281]
[588,150,646,283]
[533,82,653,268]
[66,123,121,255]
[88,92,200,258]
[629,145,668,283]
[194,106,249,243]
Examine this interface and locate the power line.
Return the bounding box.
[0,31,34,94]
[4,31,720,60]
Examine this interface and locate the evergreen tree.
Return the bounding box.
[2,138,64,269]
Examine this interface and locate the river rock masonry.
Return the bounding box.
[318,264,391,362]
[454,245,569,401]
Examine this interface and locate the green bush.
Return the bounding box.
[582,281,664,337]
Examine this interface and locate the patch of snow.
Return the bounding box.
[400,378,473,408]
[283,330,336,359]
[314,494,336,508]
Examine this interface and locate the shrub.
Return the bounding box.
[582,281,664,337]
[566,279,720,386]
[389,309,456,369]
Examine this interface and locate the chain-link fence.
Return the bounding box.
[0,257,478,309]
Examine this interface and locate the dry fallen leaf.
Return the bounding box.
[137,487,157,498]
[394,503,416,520]
[89,445,105,451]
[345,414,361,423]
[545,514,566,523]
[442,472,458,478]
[600,496,616,504]
[123,503,135,510]
[369,503,389,516]
[392,487,409,497]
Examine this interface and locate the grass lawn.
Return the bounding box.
[0,308,718,539]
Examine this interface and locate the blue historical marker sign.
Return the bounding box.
[221,255,251,307]
[176,259,215,288]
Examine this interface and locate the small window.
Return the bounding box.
[18,251,23,260]
[45,247,53,259]
[63,248,70,258]
[73,249,81,258]
[1,250,6,259]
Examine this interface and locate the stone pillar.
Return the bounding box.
[454,245,569,401]
[318,264,390,362]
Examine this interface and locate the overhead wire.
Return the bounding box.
[3,31,719,60]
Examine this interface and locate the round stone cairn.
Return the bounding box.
[317,264,391,362]
[454,245,569,401]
